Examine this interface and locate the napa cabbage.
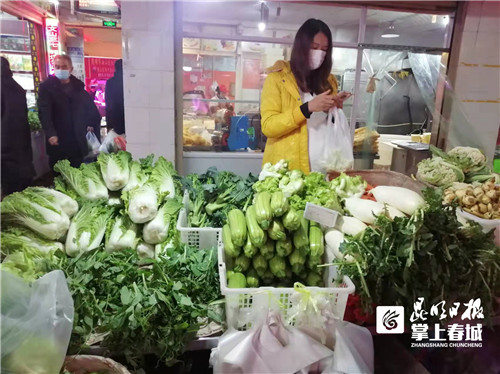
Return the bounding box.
[54,160,109,200]
[97,151,132,191]
[24,186,78,217]
[65,202,113,257]
[1,227,64,255]
[142,198,182,244]
[105,215,138,252]
[1,190,70,240]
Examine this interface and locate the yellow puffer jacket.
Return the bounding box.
[260,60,339,174]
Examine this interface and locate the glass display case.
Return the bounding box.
[1,20,36,108]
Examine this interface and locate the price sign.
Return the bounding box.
[304,202,339,227]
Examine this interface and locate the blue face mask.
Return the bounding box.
[54,69,70,80]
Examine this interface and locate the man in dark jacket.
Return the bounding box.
[1,57,35,195]
[105,59,125,135]
[38,55,101,168]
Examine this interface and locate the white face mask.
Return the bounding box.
[309,49,327,70]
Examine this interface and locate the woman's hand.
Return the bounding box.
[334,91,352,105]
[308,89,336,112]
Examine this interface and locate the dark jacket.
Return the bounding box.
[1,67,35,189]
[105,70,125,134]
[38,75,101,164]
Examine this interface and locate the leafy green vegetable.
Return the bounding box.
[65,202,114,257]
[54,160,109,201]
[1,189,70,240]
[336,188,500,323]
[105,215,139,253]
[123,183,160,224]
[149,156,181,199]
[97,151,132,191]
[27,109,41,131]
[182,168,256,228]
[330,173,367,199]
[24,187,78,218]
[59,245,221,366]
[1,227,64,255]
[142,198,183,244]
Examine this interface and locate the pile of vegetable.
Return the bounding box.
[1,244,220,367]
[223,191,326,288]
[181,168,256,228]
[333,188,500,324]
[0,152,225,366]
[253,161,366,212]
[2,151,184,260]
[325,185,426,262]
[417,145,500,186]
[444,179,500,219]
[221,162,370,288]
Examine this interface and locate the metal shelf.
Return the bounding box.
[0,50,31,55]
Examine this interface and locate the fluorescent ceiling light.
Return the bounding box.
[258,2,268,33]
[381,23,399,38]
[183,66,192,72]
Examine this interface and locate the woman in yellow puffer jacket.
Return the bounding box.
[260,19,352,174]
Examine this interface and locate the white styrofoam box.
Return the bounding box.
[176,191,221,250]
[218,240,355,330]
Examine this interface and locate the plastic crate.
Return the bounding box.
[176,190,221,249]
[218,240,355,330]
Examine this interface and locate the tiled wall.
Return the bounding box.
[121,1,176,162]
[448,1,500,159]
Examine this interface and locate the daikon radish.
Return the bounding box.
[335,215,367,236]
[344,198,406,224]
[325,229,354,262]
[371,186,425,215]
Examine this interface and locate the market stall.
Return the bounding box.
[1,145,499,372]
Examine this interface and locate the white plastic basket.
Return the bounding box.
[176,190,221,249]
[218,240,355,330]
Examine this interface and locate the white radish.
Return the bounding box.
[335,215,367,236]
[325,229,354,262]
[325,229,344,261]
[370,186,425,215]
[344,198,406,224]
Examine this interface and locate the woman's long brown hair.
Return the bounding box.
[290,19,333,95]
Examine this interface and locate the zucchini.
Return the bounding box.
[243,235,258,258]
[255,192,272,229]
[270,190,289,217]
[235,255,251,272]
[283,207,301,231]
[268,219,286,241]
[246,205,267,247]
[276,238,293,257]
[260,238,275,260]
[252,254,268,276]
[293,212,309,255]
[228,209,247,247]
[222,224,241,258]
[228,272,247,288]
[309,223,324,257]
[246,269,260,288]
[289,248,306,276]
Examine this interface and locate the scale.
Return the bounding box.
[391,140,430,151]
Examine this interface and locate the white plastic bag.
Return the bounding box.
[99,129,119,154]
[211,312,333,374]
[86,130,101,157]
[1,270,74,374]
[319,107,354,173]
